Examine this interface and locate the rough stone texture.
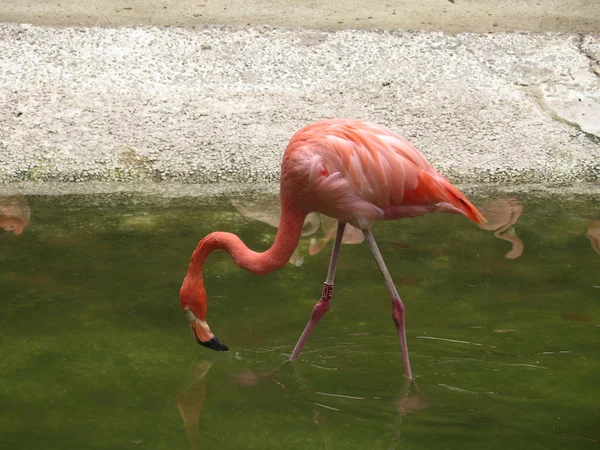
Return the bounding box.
[0,24,599,184]
[458,32,600,139]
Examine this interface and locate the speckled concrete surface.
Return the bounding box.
[0,24,599,184]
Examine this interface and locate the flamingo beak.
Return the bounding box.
[193,331,229,352]
[185,307,229,352]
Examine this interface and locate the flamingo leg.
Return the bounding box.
[289,222,346,361]
[363,229,413,380]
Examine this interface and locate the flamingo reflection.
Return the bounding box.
[0,196,30,236]
[232,197,363,266]
[587,220,600,254]
[177,361,213,450]
[177,359,429,450]
[308,214,364,257]
[478,197,524,259]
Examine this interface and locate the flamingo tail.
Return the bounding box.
[437,177,486,225]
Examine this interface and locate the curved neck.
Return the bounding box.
[194,201,306,274]
[180,200,307,320]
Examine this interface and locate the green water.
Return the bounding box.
[1,191,598,450]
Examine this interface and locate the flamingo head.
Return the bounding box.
[180,278,229,352]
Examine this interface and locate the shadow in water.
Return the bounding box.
[0,196,30,236]
[478,197,524,259]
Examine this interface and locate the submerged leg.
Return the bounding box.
[289,222,346,361]
[363,229,413,380]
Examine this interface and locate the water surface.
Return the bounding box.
[1,191,599,449]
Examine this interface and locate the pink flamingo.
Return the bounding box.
[180,119,485,380]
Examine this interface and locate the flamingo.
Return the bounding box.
[180,119,485,379]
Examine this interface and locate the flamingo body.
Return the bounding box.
[180,118,485,378]
[281,119,484,229]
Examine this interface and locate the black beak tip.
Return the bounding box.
[199,336,229,352]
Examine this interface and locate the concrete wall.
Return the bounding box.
[1,1,599,184]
